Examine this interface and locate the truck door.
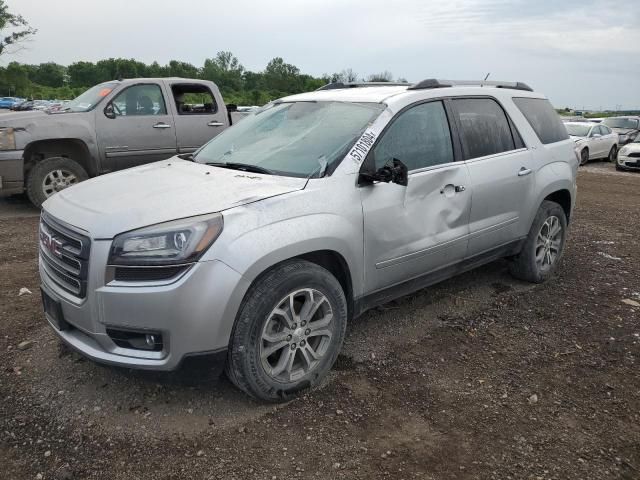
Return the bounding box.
[166,82,230,154]
[96,82,177,171]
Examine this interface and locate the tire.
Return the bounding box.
[26,156,88,207]
[608,145,618,163]
[226,260,347,402]
[579,148,589,166]
[509,200,567,284]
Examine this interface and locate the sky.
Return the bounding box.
[6,0,640,110]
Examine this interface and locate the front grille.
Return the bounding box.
[39,213,91,298]
[628,152,640,158]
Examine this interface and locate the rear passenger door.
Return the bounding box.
[452,97,535,257]
[166,82,230,154]
[360,100,472,293]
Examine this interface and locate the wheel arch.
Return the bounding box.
[242,249,355,322]
[24,138,97,177]
[544,189,572,224]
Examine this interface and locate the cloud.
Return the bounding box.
[5,0,640,109]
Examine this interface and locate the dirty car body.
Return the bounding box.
[0,78,237,206]
[38,80,578,400]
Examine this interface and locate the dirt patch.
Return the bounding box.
[1,161,639,479]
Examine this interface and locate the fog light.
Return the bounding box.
[106,328,163,351]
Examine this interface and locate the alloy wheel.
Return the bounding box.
[42,169,78,197]
[535,216,562,271]
[260,288,334,382]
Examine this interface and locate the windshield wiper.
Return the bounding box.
[206,162,274,175]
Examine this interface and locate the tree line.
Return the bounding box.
[0,53,405,105]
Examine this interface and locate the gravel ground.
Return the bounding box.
[1,161,639,480]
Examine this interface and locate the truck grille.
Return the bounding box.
[39,213,91,298]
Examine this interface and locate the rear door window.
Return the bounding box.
[513,97,569,144]
[452,98,516,160]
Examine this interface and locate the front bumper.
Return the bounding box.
[0,150,24,196]
[617,156,640,171]
[39,238,251,371]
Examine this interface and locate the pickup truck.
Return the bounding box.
[0,78,242,206]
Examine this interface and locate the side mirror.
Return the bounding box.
[104,103,116,119]
[591,133,601,138]
[359,158,408,186]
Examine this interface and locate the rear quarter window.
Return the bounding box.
[513,97,569,145]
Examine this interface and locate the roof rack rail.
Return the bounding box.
[408,78,533,92]
[317,82,411,91]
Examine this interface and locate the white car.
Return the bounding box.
[564,121,618,165]
[616,136,640,172]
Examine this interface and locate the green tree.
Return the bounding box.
[0,0,36,57]
[30,62,66,88]
[367,71,394,82]
[202,51,245,93]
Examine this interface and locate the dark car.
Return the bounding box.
[602,116,640,146]
[11,100,34,111]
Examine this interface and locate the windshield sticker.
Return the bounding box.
[347,130,378,164]
[98,88,113,97]
[346,108,394,165]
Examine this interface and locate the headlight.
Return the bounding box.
[0,128,16,150]
[108,213,223,266]
[619,146,630,157]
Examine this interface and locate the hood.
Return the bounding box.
[609,127,637,135]
[43,159,307,238]
[0,110,48,126]
[621,143,640,154]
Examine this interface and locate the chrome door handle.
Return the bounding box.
[518,167,532,176]
[207,121,224,127]
[153,123,172,129]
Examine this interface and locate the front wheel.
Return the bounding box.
[509,201,567,283]
[26,156,88,207]
[226,260,347,402]
[608,145,618,162]
[579,148,589,166]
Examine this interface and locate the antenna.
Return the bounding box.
[484,72,491,81]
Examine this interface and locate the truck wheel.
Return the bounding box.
[509,200,567,284]
[26,157,88,207]
[226,260,347,402]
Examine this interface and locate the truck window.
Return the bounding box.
[171,84,218,115]
[111,84,167,117]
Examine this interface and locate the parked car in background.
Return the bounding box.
[12,100,34,111]
[38,79,577,401]
[0,97,19,109]
[564,121,618,165]
[602,116,640,146]
[0,78,246,206]
[616,135,640,171]
[32,100,51,111]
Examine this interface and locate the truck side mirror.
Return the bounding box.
[104,103,116,119]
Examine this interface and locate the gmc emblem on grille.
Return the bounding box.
[40,227,63,258]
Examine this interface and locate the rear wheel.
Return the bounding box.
[226,260,347,402]
[509,201,567,283]
[579,148,589,166]
[608,145,618,162]
[26,156,88,207]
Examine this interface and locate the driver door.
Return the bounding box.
[96,83,177,171]
[360,100,472,293]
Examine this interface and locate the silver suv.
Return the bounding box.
[38,79,577,401]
